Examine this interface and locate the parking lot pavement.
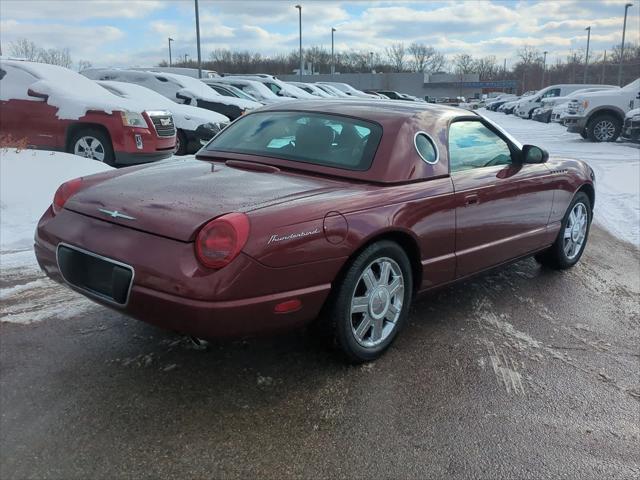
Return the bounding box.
[1,225,638,480]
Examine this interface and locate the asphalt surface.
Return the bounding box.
[1,226,639,479]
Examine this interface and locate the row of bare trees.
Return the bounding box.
[8,39,91,71]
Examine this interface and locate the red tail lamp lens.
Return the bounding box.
[195,213,250,269]
[52,177,84,214]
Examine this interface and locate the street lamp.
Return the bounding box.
[331,27,336,76]
[194,0,202,78]
[168,37,174,67]
[618,3,634,85]
[295,5,302,80]
[541,50,548,88]
[583,26,591,83]
[369,52,374,72]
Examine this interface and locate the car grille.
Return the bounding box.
[150,114,176,137]
[57,244,133,305]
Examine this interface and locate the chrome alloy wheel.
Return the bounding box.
[350,257,404,348]
[593,120,615,141]
[564,202,588,260]
[74,136,106,162]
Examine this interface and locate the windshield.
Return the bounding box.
[206,111,382,171]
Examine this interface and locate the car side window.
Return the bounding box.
[542,88,560,98]
[448,121,513,173]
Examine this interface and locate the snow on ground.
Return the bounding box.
[481,109,640,247]
[1,149,113,323]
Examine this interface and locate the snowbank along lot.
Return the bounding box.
[481,109,640,246]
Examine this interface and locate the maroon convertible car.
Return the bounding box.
[35,100,595,362]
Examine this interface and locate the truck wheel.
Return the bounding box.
[535,192,591,269]
[175,129,188,155]
[328,240,413,363]
[586,114,621,142]
[69,128,115,165]
[579,130,588,139]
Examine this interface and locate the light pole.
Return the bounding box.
[583,26,591,83]
[185,53,189,64]
[369,51,374,72]
[502,58,507,93]
[295,5,302,80]
[331,27,336,75]
[168,37,174,67]
[541,50,548,88]
[618,3,633,85]
[194,0,202,78]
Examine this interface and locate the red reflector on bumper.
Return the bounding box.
[274,299,302,313]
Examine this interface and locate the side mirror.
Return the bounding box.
[176,92,191,102]
[27,88,48,101]
[522,144,548,164]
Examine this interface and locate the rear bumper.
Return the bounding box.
[34,208,336,338]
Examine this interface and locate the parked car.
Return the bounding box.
[0,60,175,165]
[373,90,410,100]
[485,95,517,111]
[622,107,640,142]
[97,80,229,155]
[317,82,379,98]
[227,75,316,99]
[564,78,640,141]
[204,82,261,103]
[533,86,621,124]
[314,83,351,98]
[134,67,219,79]
[35,99,594,362]
[499,98,523,114]
[514,85,606,119]
[288,81,334,98]
[209,77,293,104]
[82,69,261,120]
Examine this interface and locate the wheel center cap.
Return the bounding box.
[369,287,390,319]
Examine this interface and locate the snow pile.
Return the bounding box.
[481,110,640,246]
[0,148,113,251]
[1,60,147,120]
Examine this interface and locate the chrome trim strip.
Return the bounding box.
[413,131,440,165]
[55,242,135,307]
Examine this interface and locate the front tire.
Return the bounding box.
[586,114,621,142]
[328,241,413,363]
[535,192,591,269]
[175,129,188,155]
[69,128,115,165]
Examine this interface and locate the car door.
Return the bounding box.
[449,118,554,277]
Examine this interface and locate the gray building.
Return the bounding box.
[279,72,516,100]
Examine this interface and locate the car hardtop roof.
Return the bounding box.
[255,98,465,124]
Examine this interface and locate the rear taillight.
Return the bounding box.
[195,213,250,269]
[52,177,84,215]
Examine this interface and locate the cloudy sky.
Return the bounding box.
[1,0,638,68]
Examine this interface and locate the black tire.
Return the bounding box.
[69,128,115,166]
[535,192,592,269]
[175,129,188,155]
[327,240,413,363]
[579,130,588,139]
[585,114,622,142]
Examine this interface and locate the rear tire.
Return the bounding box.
[535,192,591,269]
[586,114,621,142]
[69,128,115,166]
[327,241,413,363]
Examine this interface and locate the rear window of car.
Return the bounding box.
[206,111,383,171]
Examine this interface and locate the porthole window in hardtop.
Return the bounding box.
[414,132,438,164]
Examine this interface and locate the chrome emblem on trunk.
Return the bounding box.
[99,208,136,220]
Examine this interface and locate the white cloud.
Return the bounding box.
[1,0,167,20]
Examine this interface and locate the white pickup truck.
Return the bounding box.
[564,78,640,142]
[514,84,603,119]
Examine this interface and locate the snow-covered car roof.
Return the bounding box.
[1,60,152,120]
[97,81,230,129]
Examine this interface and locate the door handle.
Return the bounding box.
[464,194,479,206]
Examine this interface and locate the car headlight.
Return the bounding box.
[202,122,221,133]
[121,111,147,128]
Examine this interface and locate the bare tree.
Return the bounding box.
[38,47,72,68]
[408,42,446,73]
[454,53,475,74]
[385,43,406,72]
[474,55,498,80]
[9,38,39,61]
[516,45,543,66]
[77,60,92,72]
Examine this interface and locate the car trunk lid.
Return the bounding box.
[65,158,342,241]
